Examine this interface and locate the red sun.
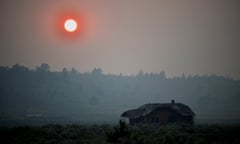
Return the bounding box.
[64,19,78,32]
[56,11,84,38]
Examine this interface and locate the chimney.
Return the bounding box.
[171,100,175,104]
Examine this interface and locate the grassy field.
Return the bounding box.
[0,122,240,144]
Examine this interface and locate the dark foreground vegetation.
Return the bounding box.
[1,121,240,144]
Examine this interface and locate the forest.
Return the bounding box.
[0,64,240,125]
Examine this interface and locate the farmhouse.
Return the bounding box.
[121,100,195,125]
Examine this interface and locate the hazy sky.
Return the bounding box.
[0,0,239,79]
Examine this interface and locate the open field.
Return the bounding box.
[1,123,240,144]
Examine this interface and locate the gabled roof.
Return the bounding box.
[121,103,195,118]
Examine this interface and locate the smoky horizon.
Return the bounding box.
[0,63,238,80]
[0,0,240,79]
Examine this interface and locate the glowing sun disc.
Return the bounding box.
[64,19,78,32]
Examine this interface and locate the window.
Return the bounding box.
[156,117,160,123]
[151,117,155,123]
[168,116,177,123]
[152,117,160,123]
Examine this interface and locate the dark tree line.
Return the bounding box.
[0,64,240,124]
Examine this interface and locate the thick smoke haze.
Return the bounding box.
[0,0,240,79]
[0,0,240,126]
[0,64,240,125]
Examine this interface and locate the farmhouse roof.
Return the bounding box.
[121,103,195,118]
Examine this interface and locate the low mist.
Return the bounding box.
[0,64,239,125]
